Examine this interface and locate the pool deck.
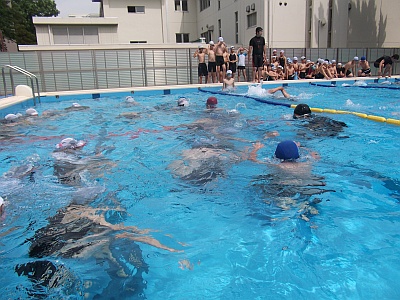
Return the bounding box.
[1,75,399,110]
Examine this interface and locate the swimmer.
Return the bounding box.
[26,203,181,298]
[265,86,290,99]
[25,108,39,116]
[64,102,90,111]
[292,103,348,138]
[223,70,235,91]
[249,140,330,213]
[55,137,86,151]
[206,96,218,109]
[0,196,4,216]
[177,97,189,107]
[125,95,139,105]
[3,113,22,123]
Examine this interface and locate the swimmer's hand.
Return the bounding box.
[310,151,320,160]
[253,141,264,150]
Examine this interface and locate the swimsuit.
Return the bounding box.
[198,63,208,77]
[216,55,224,67]
[208,61,216,72]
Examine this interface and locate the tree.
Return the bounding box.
[0,0,59,45]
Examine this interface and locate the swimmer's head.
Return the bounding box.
[226,70,233,77]
[0,196,4,215]
[206,96,218,109]
[177,97,189,107]
[5,113,20,121]
[72,103,81,107]
[26,108,38,116]
[275,140,300,161]
[56,138,86,150]
[125,96,136,103]
[293,103,312,119]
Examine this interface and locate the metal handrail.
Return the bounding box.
[1,65,41,105]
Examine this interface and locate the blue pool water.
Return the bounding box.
[1,80,400,299]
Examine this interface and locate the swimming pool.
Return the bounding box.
[1,79,400,299]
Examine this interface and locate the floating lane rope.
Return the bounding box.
[198,88,292,107]
[310,81,400,90]
[198,88,400,126]
[289,104,400,126]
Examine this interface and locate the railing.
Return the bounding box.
[1,65,41,104]
[0,47,399,95]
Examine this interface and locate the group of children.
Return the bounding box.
[194,41,399,85]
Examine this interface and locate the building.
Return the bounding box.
[31,0,400,48]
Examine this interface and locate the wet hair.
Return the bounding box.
[256,27,263,33]
[293,104,312,118]
[392,54,399,60]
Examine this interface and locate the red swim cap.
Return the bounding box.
[206,96,218,107]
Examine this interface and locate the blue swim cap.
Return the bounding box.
[275,140,299,160]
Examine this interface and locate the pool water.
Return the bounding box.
[1,81,400,299]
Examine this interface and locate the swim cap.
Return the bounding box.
[26,108,38,116]
[206,96,218,108]
[226,70,233,76]
[178,97,189,107]
[275,140,299,160]
[5,113,20,121]
[56,138,86,150]
[72,103,81,107]
[293,103,312,118]
[125,96,135,102]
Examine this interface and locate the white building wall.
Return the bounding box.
[35,25,51,45]
[100,0,198,44]
[347,0,400,48]
[267,0,308,48]
[331,0,349,48]
[101,0,163,43]
[98,26,119,44]
[30,0,400,48]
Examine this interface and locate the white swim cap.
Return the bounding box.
[72,103,81,107]
[125,96,135,103]
[218,37,224,42]
[26,108,38,116]
[178,97,189,107]
[5,113,19,121]
[0,196,4,207]
[56,138,86,150]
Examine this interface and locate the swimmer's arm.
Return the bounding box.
[378,60,385,77]
[249,141,265,163]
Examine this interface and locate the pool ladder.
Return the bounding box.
[1,65,41,105]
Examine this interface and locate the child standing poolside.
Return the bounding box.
[223,70,235,91]
[237,47,248,82]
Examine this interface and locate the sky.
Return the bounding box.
[54,0,100,17]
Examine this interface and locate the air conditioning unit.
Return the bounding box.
[251,3,255,10]
[246,6,250,12]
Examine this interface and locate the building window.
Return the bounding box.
[53,26,99,45]
[235,11,239,44]
[218,0,220,10]
[247,12,257,28]
[218,19,221,38]
[127,6,145,13]
[175,0,188,12]
[176,33,189,43]
[200,0,210,12]
[130,41,147,43]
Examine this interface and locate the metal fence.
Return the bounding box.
[1,47,399,96]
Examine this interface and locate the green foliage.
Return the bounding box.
[0,0,59,45]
